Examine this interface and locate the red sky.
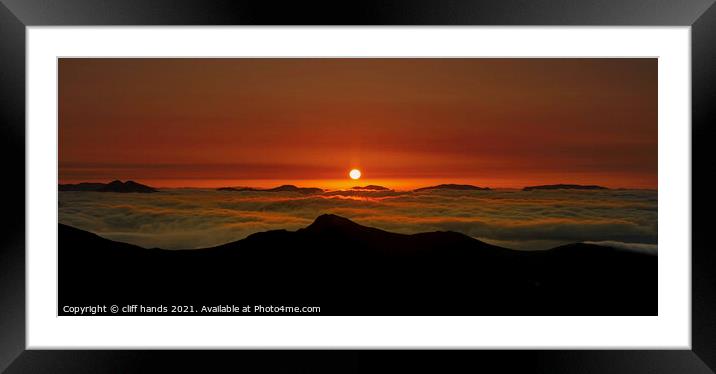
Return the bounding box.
[59,58,657,189]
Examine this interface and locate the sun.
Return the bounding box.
[349,169,362,180]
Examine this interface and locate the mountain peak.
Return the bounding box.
[306,214,360,231]
[60,180,157,193]
[268,185,324,194]
[216,185,323,194]
[414,184,490,192]
[99,180,157,193]
[302,214,387,237]
[523,184,608,191]
[351,185,390,191]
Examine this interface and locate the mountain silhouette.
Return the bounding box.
[59,180,157,193]
[217,186,256,191]
[59,214,655,316]
[523,184,608,191]
[217,184,323,194]
[268,185,323,194]
[58,182,107,192]
[351,185,390,191]
[414,184,491,192]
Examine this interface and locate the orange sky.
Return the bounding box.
[59,58,657,189]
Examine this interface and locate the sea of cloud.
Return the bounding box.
[58,188,657,251]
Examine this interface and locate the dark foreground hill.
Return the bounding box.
[59,214,656,316]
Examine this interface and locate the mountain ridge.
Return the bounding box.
[217,184,323,194]
[351,185,390,191]
[523,184,608,191]
[59,180,157,193]
[414,184,491,192]
[58,214,656,316]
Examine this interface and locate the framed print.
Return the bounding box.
[1,0,715,372]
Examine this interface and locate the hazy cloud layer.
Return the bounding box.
[58,188,657,250]
[583,241,658,255]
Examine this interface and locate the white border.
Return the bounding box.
[27,27,691,349]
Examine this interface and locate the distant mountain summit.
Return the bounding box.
[351,185,390,191]
[99,180,158,193]
[268,185,324,194]
[217,187,256,192]
[59,180,157,193]
[414,184,491,192]
[217,184,323,194]
[58,182,106,192]
[523,184,608,191]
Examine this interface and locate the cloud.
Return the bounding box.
[58,188,657,250]
[583,241,657,255]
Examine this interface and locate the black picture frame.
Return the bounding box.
[1,0,714,372]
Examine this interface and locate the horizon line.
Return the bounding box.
[58,179,658,191]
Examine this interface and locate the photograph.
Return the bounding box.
[2,0,711,369]
[57,58,657,316]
